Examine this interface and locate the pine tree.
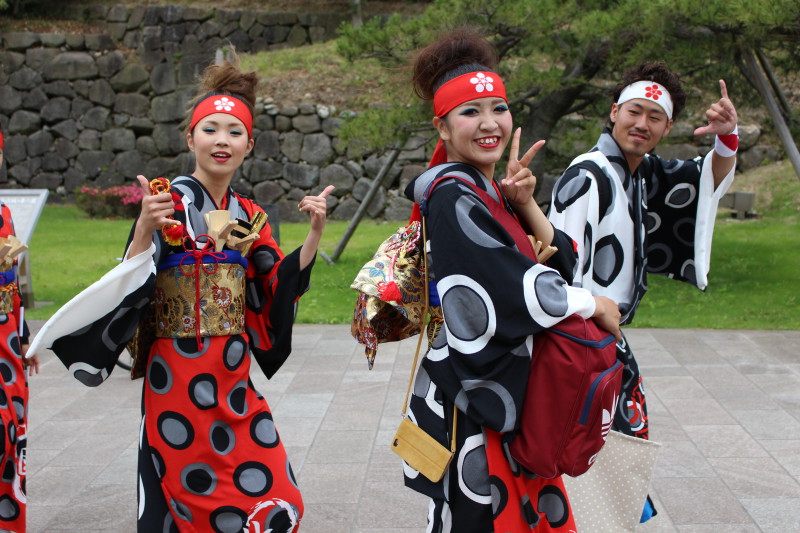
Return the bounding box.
[337,0,800,177]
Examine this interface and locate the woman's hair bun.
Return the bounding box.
[196,49,258,108]
[412,27,498,101]
[184,48,259,133]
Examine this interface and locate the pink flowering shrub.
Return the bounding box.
[75,184,144,219]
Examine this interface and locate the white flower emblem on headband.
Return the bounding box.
[214,97,235,111]
[470,72,494,93]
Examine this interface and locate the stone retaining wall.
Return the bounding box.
[0,4,783,223]
[0,4,427,222]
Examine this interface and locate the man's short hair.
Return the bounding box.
[611,61,687,120]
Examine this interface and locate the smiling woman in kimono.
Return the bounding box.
[28,55,332,533]
[400,29,622,532]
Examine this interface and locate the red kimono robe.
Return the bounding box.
[31,177,312,532]
[0,203,30,532]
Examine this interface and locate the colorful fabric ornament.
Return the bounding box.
[350,218,433,369]
[149,177,185,246]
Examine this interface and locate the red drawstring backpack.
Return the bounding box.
[510,315,621,478]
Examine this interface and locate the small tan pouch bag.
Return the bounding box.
[392,412,456,483]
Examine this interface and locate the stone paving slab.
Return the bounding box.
[23,324,800,532]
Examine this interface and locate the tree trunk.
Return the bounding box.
[329,148,400,263]
[352,0,363,29]
[520,53,607,180]
[755,48,793,120]
[522,87,583,177]
[741,48,800,180]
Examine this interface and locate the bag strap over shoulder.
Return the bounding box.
[400,211,457,454]
[401,214,430,417]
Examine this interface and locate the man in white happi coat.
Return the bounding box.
[548,61,738,523]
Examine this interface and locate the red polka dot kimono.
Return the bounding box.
[33,177,312,533]
[0,203,30,532]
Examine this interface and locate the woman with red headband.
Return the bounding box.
[401,29,621,531]
[0,128,39,532]
[29,55,332,532]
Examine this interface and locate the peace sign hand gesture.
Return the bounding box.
[694,80,738,137]
[501,128,546,207]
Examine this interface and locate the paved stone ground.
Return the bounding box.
[23,324,800,532]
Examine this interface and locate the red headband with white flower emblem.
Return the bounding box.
[429,71,508,167]
[617,80,673,119]
[189,94,253,137]
[433,71,507,119]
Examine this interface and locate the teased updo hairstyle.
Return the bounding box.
[412,27,499,108]
[611,61,687,120]
[183,49,259,136]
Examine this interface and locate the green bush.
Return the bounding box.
[75,184,143,219]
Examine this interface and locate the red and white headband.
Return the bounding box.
[617,80,673,119]
[429,71,508,167]
[433,71,507,118]
[189,94,253,137]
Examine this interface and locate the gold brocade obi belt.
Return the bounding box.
[0,266,16,315]
[154,248,247,343]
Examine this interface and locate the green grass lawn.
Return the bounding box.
[633,212,800,329]
[26,206,132,320]
[279,218,405,324]
[25,186,800,329]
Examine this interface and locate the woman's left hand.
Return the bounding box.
[298,185,335,233]
[501,128,545,206]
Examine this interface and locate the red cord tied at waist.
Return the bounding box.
[180,235,225,349]
[154,236,247,347]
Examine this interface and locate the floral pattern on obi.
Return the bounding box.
[0,262,16,315]
[155,262,246,338]
[0,288,13,315]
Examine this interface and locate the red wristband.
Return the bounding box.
[715,126,738,157]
